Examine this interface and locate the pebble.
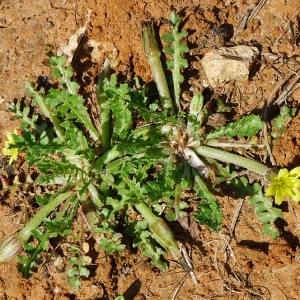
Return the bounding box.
[201,45,259,88]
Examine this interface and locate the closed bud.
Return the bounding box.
[141,22,160,58]
[0,234,23,263]
[149,217,181,260]
[80,197,98,230]
[189,93,204,118]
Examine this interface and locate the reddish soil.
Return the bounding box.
[0,0,300,299]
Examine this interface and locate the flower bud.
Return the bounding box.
[149,217,181,260]
[149,218,191,272]
[0,234,23,263]
[80,197,98,230]
[189,93,204,118]
[141,22,160,58]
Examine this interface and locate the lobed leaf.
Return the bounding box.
[248,185,282,239]
[193,171,222,232]
[271,105,296,141]
[205,114,264,140]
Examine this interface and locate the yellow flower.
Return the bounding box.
[2,129,19,164]
[265,167,300,205]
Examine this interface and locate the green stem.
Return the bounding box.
[88,182,104,207]
[17,185,73,243]
[142,23,175,116]
[174,183,181,219]
[206,138,265,149]
[33,91,66,142]
[192,145,270,176]
[172,21,186,111]
[23,229,49,278]
[97,59,111,152]
[58,65,77,95]
[24,195,78,277]
[92,146,121,171]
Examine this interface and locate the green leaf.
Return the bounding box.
[226,176,255,197]
[49,55,67,69]
[110,94,132,139]
[206,114,264,140]
[193,171,222,232]
[161,32,174,43]
[25,81,37,97]
[248,186,282,239]
[169,11,180,25]
[252,196,272,213]
[45,88,100,141]
[79,267,90,278]
[35,193,55,206]
[258,207,283,223]
[271,105,296,141]
[194,201,220,231]
[134,230,168,270]
[177,43,189,54]
[262,224,280,239]
[43,218,72,235]
[164,45,174,54]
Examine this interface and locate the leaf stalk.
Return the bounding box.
[192,145,271,176]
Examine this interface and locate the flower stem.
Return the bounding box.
[142,22,175,116]
[17,184,73,243]
[192,145,270,176]
[205,138,265,149]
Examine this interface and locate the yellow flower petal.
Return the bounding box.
[265,185,275,196]
[2,130,19,164]
[265,166,300,204]
[274,190,284,205]
[295,181,300,188]
[278,168,289,178]
[8,149,19,164]
[292,187,300,202]
[290,166,300,178]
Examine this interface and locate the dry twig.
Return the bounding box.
[180,244,198,285]
[240,0,268,29]
[171,273,189,300]
[263,122,276,166]
[265,65,300,107]
[221,198,245,253]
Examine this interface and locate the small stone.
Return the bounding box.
[201,45,259,88]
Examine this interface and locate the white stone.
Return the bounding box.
[201,45,259,88]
